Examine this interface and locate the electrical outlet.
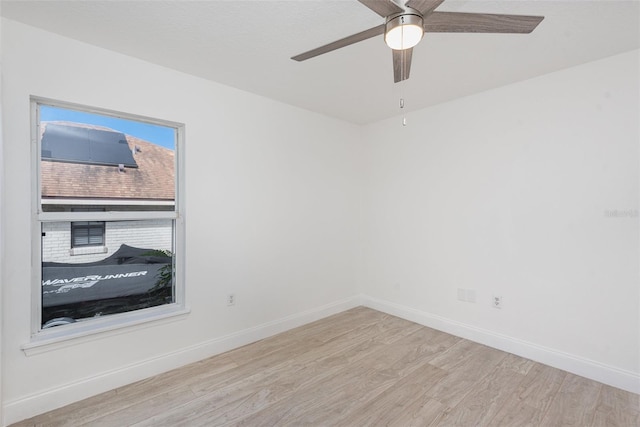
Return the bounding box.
[227,293,236,306]
[493,295,502,309]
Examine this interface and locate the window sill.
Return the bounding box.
[22,304,191,356]
[70,246,108,256]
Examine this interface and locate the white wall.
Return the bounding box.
[361,50,640,392]
[1,19,362,424]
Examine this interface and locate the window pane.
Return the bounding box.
[39,105,176,213]
[88,234,103,245]
[72,229,89,246]
[74,228,89,237]
[41,219,175,328]
[71,221,105,247]
[88,228,103,237]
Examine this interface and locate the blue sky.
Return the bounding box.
[40,105,175,150]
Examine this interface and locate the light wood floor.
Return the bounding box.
[12,307,640,426]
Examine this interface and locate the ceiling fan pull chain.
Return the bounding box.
[400,90,407,127]
[401,96,407,126]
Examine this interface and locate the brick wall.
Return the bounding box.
[42,219,173,263]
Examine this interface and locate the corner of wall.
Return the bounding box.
[0,12,6,427]
[354,125,367,297]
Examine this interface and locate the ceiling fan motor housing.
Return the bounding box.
[385,8,424,50]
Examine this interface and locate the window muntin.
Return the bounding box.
[33,98,184,335]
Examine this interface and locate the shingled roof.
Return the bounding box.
[41,122,175,202]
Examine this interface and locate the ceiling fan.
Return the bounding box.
[292,0,544,83]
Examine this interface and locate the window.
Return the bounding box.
[71,208,105,247]
[71,221,105,247]
[32,98,185,336]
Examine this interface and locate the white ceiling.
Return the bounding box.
[2,1,639,124]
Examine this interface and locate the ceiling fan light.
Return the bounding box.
[385,14,424,50]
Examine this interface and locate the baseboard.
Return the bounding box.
[361,295,640,395]
[2,295,363,426]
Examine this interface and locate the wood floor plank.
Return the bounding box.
[591,384,640,426]
[539,372,602,426]
[423,339,508,408]
[282,328,457,425]
[154,339,386,425]
[500,352,536,375]
[339,362,449,426]
[10,307,639,427]
[489,401,547,427]
[228,326,446,426]
[189,313,420,398]
[13,309,378,427]
[224,306,385,366]
[130,312,419,426]
[11,355,239,427]
[514,362,567,410]
[78,386,198,427]
[489,362,567,426]
[434,354,529,426]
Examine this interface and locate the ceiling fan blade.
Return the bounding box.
[292,24,385,61]
[424,11,544,33]
[405,0,444,15]
[392,48,413,83]
[358,0,403,18]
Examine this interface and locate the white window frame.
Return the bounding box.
[26,97,187,352]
